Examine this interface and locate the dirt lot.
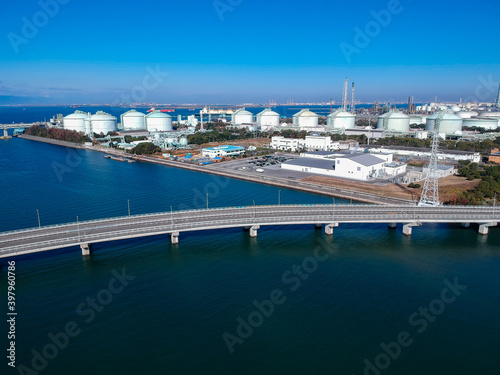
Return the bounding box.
[300,175,480,203]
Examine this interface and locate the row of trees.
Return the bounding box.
[446,163,500,205]
[25,125,91,144]
[128,142,161,155]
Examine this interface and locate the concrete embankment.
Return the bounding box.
[17,134,411,205]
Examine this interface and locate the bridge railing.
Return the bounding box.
[2,210,499,254]
[0,205,498,239]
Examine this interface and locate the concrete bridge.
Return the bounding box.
[0,204,498,258]
[1,123,41,137]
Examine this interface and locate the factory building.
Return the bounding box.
[232,108,254,124]
[270,136,301,151]
[423,164,457,178]
[202,145,245,158]
[146,111,173,132]
[302,136,340,151]
[361,145,481,163]
[377,111,410,132]
[256,108,280,130]
[425,112,463,134]
[121,110,146,130]
[462,117,499,130]
[325,110,356,130]
[281,153,406,181]
[270,136,340,152]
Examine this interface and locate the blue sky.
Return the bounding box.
[1,0,499,104]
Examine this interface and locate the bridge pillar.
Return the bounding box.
[403,223,420,236]
[478,222,497,235]
[171,231,179,244]
[325,223,339,236]
[80,243,92,256]
[3,129,8,137]
[388,223,397,229]
[249,225,260,238]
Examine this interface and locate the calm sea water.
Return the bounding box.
[0,137,499,375]
[0,104,412,125]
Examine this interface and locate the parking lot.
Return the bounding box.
[206,153,319,180]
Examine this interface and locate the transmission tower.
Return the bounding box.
[418,114,442,206]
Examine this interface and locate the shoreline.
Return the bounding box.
[18,134,412,205]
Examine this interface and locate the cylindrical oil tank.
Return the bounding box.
[377,112,410,132]
[455,111,478,119]
[327,110,355,129]
[121,109,146,130]
[409,115,424,125]
[297,110,319,128]
[450,105,461,112]
[479,111,500,118]
[233,109,254,124]
[63,111,88,133]
[463,117,499,130]
[90,111,117,135]
[257,108,280,126]
[146,111,173,132]
[425,113,463,133]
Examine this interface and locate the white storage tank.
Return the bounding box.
[294,109,319,128]
[479,111,500,118]
[425,112,463,133]
[377,111,410,132]
[455,111,478,119]
[178,137,188,147]
[256,108,280,127]
[232,108,254,124]
[326,110,356,129]
[90,111,117,135]
[450,105,461,112]
[463,117,499,130]
[409,115,424,125]
[146,111,173,132]
[121,109,146,130]
[63,111,88,133]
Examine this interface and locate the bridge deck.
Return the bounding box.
[0,204,498,258]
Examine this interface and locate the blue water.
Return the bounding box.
[0,104,412,125]
[0,137,499,375]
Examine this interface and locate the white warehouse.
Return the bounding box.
[281,153,406,181]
